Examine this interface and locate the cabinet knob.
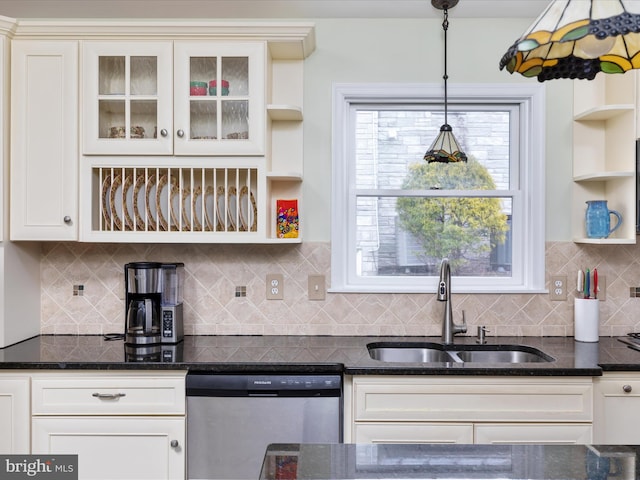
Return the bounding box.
[177,129,185,138]
[160,128,168,137]
[170,440,179,448]
[63,216,72,224]
[623,384,633,393]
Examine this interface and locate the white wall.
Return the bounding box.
[302,18,574,242]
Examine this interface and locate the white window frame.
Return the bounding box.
[331,83,546,294]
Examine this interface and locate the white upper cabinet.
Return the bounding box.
[82,41,265,157]
[11,40,79,241]
[82,41,174,156]
[173,42,265,156]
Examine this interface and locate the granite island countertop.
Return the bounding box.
[1,334,640,375]
[259,443,640,479]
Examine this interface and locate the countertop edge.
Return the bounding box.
[0,335,638,375]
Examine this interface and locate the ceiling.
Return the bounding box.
[0,0,548,19]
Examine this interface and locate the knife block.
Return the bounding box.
[574,298,599,342]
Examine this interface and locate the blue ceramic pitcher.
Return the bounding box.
[585,200,622,239]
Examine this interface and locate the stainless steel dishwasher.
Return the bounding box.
[186,373,342,480]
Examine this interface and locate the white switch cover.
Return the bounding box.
[308,275,326,301]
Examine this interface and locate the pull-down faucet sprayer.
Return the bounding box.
[438,258,466,344]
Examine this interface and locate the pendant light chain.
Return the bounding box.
[442,7,449,127]
[423,0,467,163]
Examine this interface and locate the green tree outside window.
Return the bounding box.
[397,159,509,271]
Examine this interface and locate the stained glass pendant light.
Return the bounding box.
[424,0,468,163]
[500,0,640,82]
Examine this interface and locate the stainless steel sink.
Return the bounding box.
[368,343,452,363]
[452,347,553,363]
[367,342,554,364]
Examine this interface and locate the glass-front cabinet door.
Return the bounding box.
[173,42,265,156]
[83,41,174,155]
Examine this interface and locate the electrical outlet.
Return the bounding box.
[266,274,284,300]
[308,274,326,300]
[550,275,567,301]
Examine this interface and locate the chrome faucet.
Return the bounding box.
[437,258,467,344]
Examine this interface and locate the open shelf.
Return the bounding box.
[573,237,636,245]
[571,72,637,245]
[267,104,303,121]
[573,171,635,182]
[573,104,634,121]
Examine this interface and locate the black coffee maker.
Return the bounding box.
[124,262,162,345]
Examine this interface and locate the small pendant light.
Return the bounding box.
[424,0,468,163]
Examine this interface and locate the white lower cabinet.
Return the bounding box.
[345,375,593,444]
[32,417,184,479]
[0,375,30,453]
[5,368,636,470]
[30,371,186,480]
[593,372,640,444]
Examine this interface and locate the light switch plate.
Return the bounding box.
[308,274,326,300]
[266,274,284,300]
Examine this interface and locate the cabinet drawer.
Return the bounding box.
[474,423,592,444]
[32,372,185,415]
[595,374,640,395]
[352,376,593,422]
[354,422,473,444]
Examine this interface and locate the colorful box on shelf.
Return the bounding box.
[209,79,229,96]
[277,199,298,238]
[190,81,208,96]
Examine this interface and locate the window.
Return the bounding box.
[331,83,545,293]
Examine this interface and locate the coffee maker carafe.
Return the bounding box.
[125,262,162,345]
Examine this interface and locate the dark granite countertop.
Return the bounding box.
[259,443,640,479]
[1,334,640,375]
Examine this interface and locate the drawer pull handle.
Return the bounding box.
[92,392,126,400]
[170,440,179,448]
[623,384,633,393]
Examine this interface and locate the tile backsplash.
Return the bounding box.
[41,241,640,337]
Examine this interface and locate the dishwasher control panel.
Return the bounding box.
[186,374,342,397]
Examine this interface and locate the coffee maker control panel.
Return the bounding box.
[163,310,173,337]
[161,304,184,344]
[160,263,184,344]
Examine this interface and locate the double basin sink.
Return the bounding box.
[368,341,555,364]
